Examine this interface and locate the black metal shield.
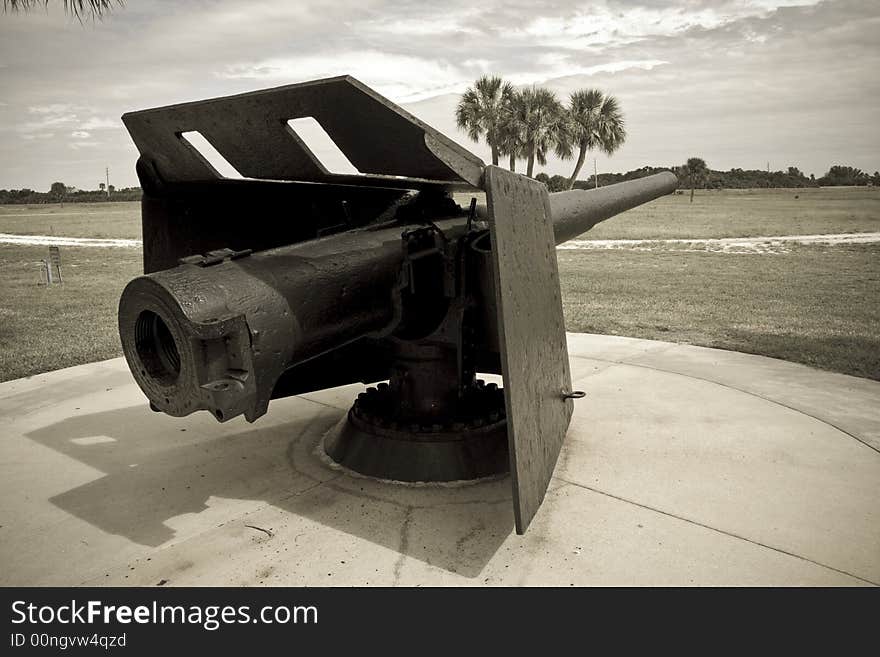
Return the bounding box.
[484,166,574,534]
[122,75,483,189]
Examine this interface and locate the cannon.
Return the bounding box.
[119,76,676,532]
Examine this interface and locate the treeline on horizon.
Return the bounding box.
[452,75,879,195]
[0,164,876,205]
[0,185,142,205]
[539,164,880,193]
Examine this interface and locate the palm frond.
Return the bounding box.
[456,75,515,151]
[683,157,709,185]
[567,88,626,155]
[3,0,120,20]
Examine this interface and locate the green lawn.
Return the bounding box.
[0,202,141,239]
[5,187,880,241]
[1,187,878,382]
[558,243,880,380]
[585,186,880,240]
[456,186,880,239]
[0,245,142,381]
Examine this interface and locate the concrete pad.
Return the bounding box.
[1,334,878,586]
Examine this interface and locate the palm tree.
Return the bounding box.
[506,86,571,178]
[565,89,626,190]
[497,91,524,172]
[499,126,520,172]
[682,157,708,202]
[455,76,514,167]
[3,1,118,19]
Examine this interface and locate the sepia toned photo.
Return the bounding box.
[0,0,877,602]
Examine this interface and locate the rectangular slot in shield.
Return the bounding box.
[484,165,574,534]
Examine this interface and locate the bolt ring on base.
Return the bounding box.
[323,381,510,482]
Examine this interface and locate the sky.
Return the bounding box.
[1,0,878,191]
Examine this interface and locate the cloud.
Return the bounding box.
[28,103,85,114]
[508,0,824,49]
[218,50,668,103]
[218,51,481,101]
[71,131,91,139]
[16,105,119,136]
[507,59,669,86]
[405,0,879,178]
[362,12,482,36]
[0,0,876,189]
[19,114,78,133]
[79,117,119,130]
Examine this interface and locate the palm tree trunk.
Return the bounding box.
[526,147,535,178]
[690,186,694,203]
[491,143,499,166]
[567,144,587,190]
[509,152,516,172]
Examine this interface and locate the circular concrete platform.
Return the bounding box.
[0,333,877,586]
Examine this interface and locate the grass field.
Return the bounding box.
[1,187,878,382]
[0,202,141,239]
[559,244,879,380]
[457,185,880,239]
[0,245,142,381]
[3,186,879,241]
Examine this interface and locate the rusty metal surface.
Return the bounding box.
[122,76,484,188]
[484,165,573,534]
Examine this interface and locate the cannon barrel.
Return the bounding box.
[549,171,678,244]
[118,173,676,423]
[470,171,677,243]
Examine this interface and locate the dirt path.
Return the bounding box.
[0,210,133,218]
[0,233,142,248]
[3,231,879,253]
[558,232,880,254]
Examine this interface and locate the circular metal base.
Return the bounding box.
[324,413,509,482]
[323,381,510,482]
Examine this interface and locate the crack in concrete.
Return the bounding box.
[557,476,878,586]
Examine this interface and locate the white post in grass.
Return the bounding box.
[48,246,63,284]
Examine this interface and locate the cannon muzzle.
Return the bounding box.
[118,217,461,423]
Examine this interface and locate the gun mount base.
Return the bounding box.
[324,380,509,482]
